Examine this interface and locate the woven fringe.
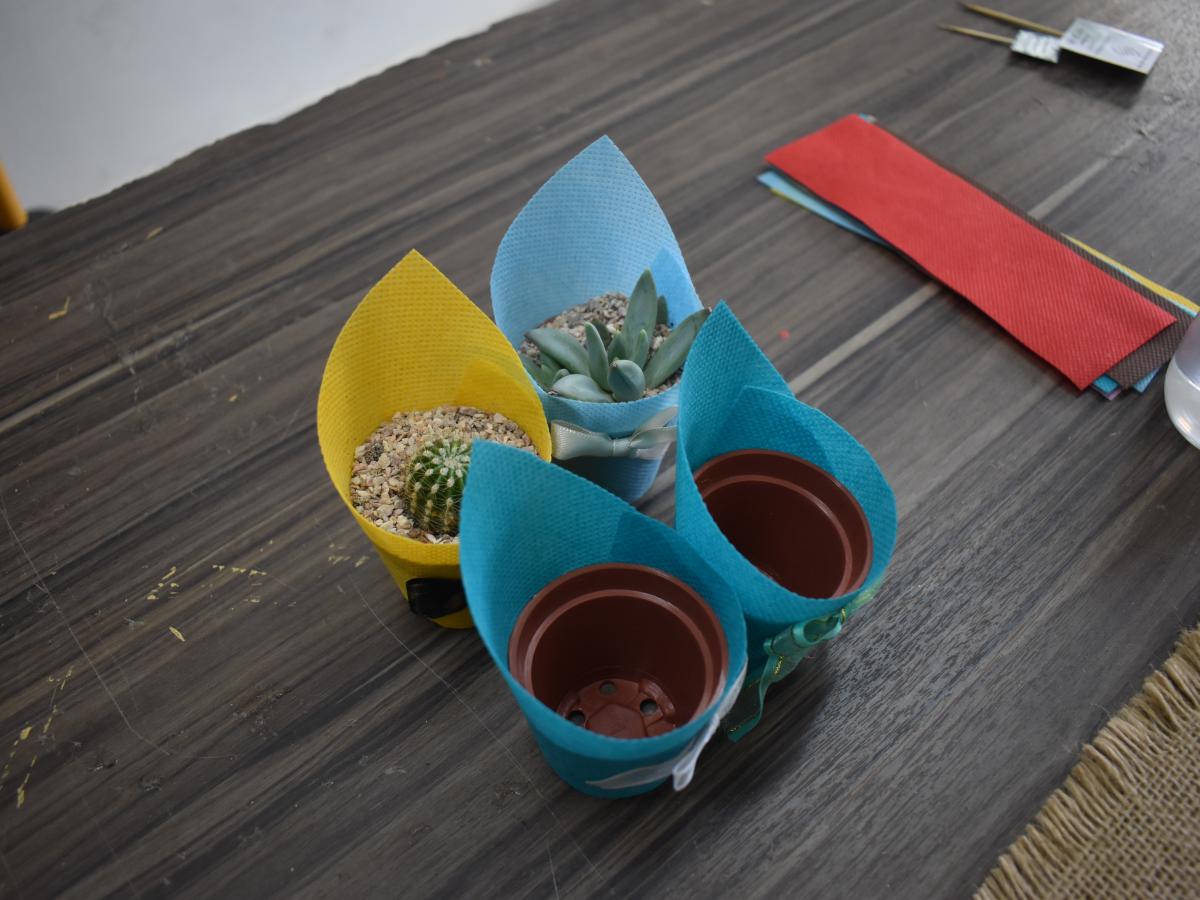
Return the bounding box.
[976,627,1200,900]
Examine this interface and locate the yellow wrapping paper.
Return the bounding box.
[317,251,552,629]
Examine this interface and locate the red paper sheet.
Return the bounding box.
[766,116,1174,389]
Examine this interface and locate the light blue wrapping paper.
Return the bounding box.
[490,136,703,501]
[460,441,748,797]
[674,304,898,737]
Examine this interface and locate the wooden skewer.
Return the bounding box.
[939,23,1013,45]
[960,3,1063,36]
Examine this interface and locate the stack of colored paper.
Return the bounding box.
[762,115,1197,398]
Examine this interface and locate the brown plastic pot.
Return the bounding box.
[694,449,872,599]
[508,564,728,739]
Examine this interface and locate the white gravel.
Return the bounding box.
[350,405,534,542]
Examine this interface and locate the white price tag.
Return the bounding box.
[1059,19,1164,74]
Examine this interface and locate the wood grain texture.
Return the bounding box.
[2,0,1200,896]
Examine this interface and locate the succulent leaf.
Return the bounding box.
[583,322,611,390]
[609,359,647,402]
[522,355,554,389]
[657,295,669,327]
[551,373,614,403]
[527,327,590,376]
[643,308,710,389]
[625,269,659,344]
[402,437,471,535]
[607,326,629,364]
[631,328,650,369]
[589,317,613,348]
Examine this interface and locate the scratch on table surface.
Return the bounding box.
[211,563,267,576]
[1,501,241,768]
[316,518,362,570]
[546,838,561,900]
[144,225,163,241]
[0,847,25,899]
[47,297,71,321]
[283,395,307,437]
[11,665,67,809]
[350,576,599,881]
[16,758,36,808]
[2,664,73,805]
[146,565,178,601]
[74,788,139,896]
[2,508,249,768]
[1,727,30,791]
[40,665,74,736]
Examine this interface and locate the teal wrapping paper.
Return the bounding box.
[674,304,898,739]
[460,441,748,797]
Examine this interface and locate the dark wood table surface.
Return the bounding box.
[3,0,1200,896]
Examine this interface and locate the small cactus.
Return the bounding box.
[402,437,471,535]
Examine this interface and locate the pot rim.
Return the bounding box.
[508,562,729,735]
[693,448,873,597]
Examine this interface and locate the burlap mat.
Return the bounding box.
[977,627,1200,899]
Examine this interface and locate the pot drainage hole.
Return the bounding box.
[555,678,678,737]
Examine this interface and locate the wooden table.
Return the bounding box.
[3,1,1199,896]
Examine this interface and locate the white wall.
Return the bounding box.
[0,0,546,210]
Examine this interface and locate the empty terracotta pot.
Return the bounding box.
[694,449,872,599]
[508,564,728,739]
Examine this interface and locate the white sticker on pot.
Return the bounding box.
[586,664,747,792]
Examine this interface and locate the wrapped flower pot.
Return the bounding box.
[490,136,704,502]
[317,251,552,629]
[674,305,897,739]
[460,442,747,797]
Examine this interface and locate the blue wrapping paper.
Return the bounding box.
[460,441,747,797]
[674,304,898,737]
[490,136,703,501]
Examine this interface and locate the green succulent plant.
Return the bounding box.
[402,437,471,535]
[521,269,709,403]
